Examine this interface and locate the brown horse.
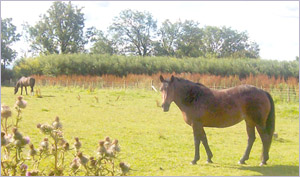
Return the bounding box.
[14,77,35,95]
[159,75,275,166]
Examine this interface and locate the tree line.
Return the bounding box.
[2,1,261,70]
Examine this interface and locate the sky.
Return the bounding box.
[1,1,299,62]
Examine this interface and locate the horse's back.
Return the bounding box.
[18,76,35,87]
[201,85,271,128]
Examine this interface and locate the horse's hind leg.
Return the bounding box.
[25,86,28,95]
[256,126,272,166]
[239,123,256,164]
[31,86,34,95]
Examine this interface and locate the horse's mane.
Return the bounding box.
[174,77,211,104]
[174,77,206,88]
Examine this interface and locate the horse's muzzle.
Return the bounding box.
[162,103,170,112]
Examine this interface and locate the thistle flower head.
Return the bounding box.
[89,157,96,167]
[97,140,107,156]
[12,127,18,133]
[104,136,112,148]
[29,144,37,156]
[74,137,81,150]
[2,133,12,146]
[108,140,121,154]
[99,140,105,147]
[40,138,49,150]
[77,152,89,165]
[21,136,30,146]
[70,158,80,171]
[105,136,111,142]
[52,116,62,129]
[12,127,23,141]
[63,142,70,151]
[1,104,12,118]
[15,96,27,109]
[26,170,39,176]
[17,96,23,101]
[119,162,130,175]
[1,132,6,146]
[37,124,54,135]
[77,151,83,158]
[113,139,119,145]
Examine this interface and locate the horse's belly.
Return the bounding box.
[202,112,244,128]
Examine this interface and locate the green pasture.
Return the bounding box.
[1,86,299,176]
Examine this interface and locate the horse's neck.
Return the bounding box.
[173,81,214,112]
[173,82,193,111]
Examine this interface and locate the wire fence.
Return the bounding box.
[32,79,299,103]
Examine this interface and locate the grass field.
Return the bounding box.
[1,86,299,176]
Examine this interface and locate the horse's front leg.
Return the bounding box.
[25,86,28,95]
[191,121,213,165]
[21,86,23,95]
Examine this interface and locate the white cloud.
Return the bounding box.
[1,1,299,61]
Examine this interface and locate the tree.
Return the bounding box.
[87,27,116,55]
[154,19,182,56]
[109,9,157,56]
[175,20,204,58]
[1,18,21,69]
[25,1,86,55]
[201,26,260,58]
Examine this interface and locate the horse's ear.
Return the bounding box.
[160,75,165,82]
[170,75,175,83]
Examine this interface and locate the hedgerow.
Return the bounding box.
[13,54,299,79]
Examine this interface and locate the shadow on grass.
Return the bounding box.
[40,95,55,98]
[239,165,299,176]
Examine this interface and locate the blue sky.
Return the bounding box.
[1,1,299,61]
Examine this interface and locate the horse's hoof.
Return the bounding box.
[259,162,267,166]
[206,160,213,164]
[238,160,246,165]
[190,161,197,165]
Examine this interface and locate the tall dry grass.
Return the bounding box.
[31,73,298,90]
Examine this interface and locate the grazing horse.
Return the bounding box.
[159,75,275,166]
[14,77,35,95]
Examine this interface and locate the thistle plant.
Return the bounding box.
[1,104,12,134]
[36,116,69,175]
[1,96,131,176]
[14,96,27,128]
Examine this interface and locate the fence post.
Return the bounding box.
[124,80,126,89]
[151,80,153,90]
[287,86,290,102]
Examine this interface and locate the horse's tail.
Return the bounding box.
[265,91,275,136]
